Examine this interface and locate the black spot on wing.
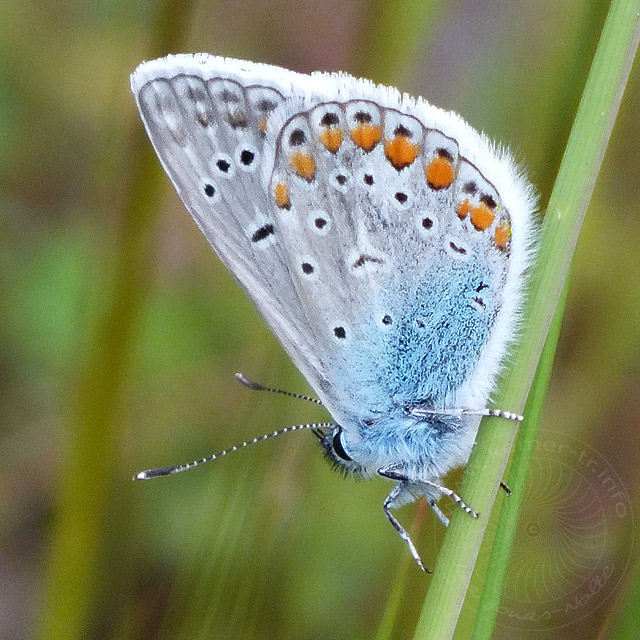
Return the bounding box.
[251,224,275,243]
[353,254,383,269]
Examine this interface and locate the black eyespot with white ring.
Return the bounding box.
[235,145,259,171]
[213,155,234,177]
[202,181,220,202]
[308,211,332,235]
[417,213,438,235]
[333,325,347,339]
[330,168,349,193]
[298,254,319,280]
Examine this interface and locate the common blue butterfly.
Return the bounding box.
[131,54,535,571]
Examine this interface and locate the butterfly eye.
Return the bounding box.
[332,429,352,462]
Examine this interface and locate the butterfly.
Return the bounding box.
[131,54,535,572]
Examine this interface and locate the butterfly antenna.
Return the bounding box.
[133,422,334,481]
[235,372,323,405]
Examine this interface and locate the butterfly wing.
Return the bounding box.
[131,55,534,432]
[132,55,335,397]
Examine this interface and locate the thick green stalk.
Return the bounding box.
[469,277,569,639]
[413,1,640,638]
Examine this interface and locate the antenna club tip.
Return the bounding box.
[134,467,174,480]
[235,372,259,389]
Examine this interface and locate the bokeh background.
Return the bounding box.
[2,0,639,638]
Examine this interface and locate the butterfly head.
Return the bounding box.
[313,425,369,477]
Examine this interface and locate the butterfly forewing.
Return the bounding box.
[132,56,336,397]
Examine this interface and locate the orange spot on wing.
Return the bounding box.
[457,199,472,220]
[289,151,316,181]
[469,202,496,231]
[458,198,497,231]
[426,156,456,190]
[494,221,511,249]
[350,123,382,152]
[384,136,420,170]
[274,182,291,209]
[319,127,343,153]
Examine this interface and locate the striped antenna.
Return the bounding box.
[133,422,334,481]
[235,372,323,405]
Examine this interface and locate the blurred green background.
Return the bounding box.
[2,0,639,638]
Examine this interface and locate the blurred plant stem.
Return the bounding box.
[34,2,195,639]
[412,0,640,638]
[609,556,640,639]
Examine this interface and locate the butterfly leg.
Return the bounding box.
[382,482,431,573]
[500,481,512,497]
[407,406,523,422]
[428,498,450,527]
[380,467,479,520]
[421,480,480,518]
